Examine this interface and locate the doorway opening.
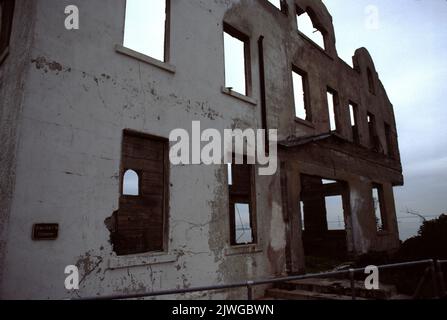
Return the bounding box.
[299,174,351,271]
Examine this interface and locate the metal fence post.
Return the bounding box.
[430,260,440,298]
[436,261,446,298]
[349,269,356,300]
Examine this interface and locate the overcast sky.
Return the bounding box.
[323,0,447,240]
[124,0,447,241]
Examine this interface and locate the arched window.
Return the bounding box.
[296,8,325,50]
[123,169,139,196]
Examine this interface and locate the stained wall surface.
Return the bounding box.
[0,0,402,299]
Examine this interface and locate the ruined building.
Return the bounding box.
[0,0,403,299]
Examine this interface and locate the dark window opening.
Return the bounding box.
[367,67,375,95]
[349,102,360,144]
[0,0,15,65]
[296,6,326,50]
[372,184,388,232]
[109,130,169,256]
[368,112,382,152]
[223,23,251,96]
[228,158,257,246]
[384,122,396,159]
[292,66,311,121]
[123,0,170,62]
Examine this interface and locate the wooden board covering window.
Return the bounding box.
[228,160,257,246]
[112,131,169,255]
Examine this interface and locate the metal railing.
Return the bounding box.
[79,259,447,300]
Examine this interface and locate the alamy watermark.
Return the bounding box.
[365,5,380,30]
[169,121,278,176]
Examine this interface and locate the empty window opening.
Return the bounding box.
[296,8,325,50]
[223,24,250,96]
[0,0,15,64]
[349,103,360,144]
[367,67,375,94]
[322,179,337,185]
[234,203,253,245]
[326,196,345,231]
[372,185,388,232]
[227,163,233,185]
[292,67,310,120]
[300,201,305,231]
[327,90,338,132]
[108,131,169,256]
[267,0,281,10]
[123,0,169,62]
[229,159,256,246]
[123,169,139,196]
[349,104,356,127]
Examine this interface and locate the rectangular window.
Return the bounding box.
[372,184,388,232]
[292,67,310,121]
[223,24,251,96]
[325,195,345,231]
[368,112,380,151]
[0,0,15,64]
[327,89,339,132]
[123,0,169,62]
[228,160,256,246]
[349,102,360,144]
[111,130,169,255]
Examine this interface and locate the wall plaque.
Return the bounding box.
[32,224,59,240]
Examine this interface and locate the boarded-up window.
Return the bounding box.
[228,160,256,246]
[111,131,169,255]
[0,0,15,64]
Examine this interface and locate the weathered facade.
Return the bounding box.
[0,0,402,299]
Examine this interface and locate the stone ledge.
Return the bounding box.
[108,253,177,270]
[221,87,258,106]
[225,244,263,256]
[115,44,176,74]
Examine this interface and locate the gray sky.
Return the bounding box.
[323,0,447,240]
[123,0,447,241]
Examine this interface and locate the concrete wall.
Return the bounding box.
[0,0,37,292]
[0,0,402,299]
